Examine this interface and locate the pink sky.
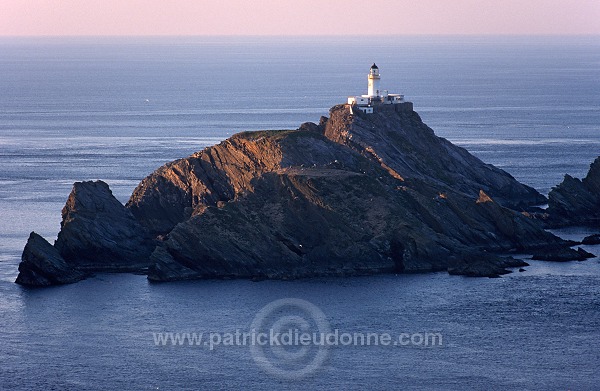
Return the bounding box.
[1,0,599,36]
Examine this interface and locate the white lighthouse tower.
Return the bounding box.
[367,63,381,98]
[347,64,411,114]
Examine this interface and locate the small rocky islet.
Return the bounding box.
[15,102,599,286]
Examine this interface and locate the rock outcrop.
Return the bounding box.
[547,157,600,228]
[128,107,546,237]
[531,247,596,262]
[145,154,560,281]
[17,104,578,285]
[582,234,600,245]
[323,105,546,209]
[134,106,565,281]
[16,181,154,286]
[16,232,87,286]
[447,254,529,278]
[55,181,155,271]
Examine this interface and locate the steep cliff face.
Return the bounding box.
[16,104,572,286]
[54,181,154,271]
[16,181,155,286]
[134,105,562,282]
[128,106,546,237]
[126,133,284,235]
[547,157,600,228]
[323,105,546,208]
[126,129,355,236]
[147,164,545,281]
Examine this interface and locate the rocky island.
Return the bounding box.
[16,66,598,286]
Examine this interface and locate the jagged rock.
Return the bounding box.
[54,180,154,271]
[127,129,368,235]
[531,246,596,262]
[298,121,322,133]
[577,247,597,259]
[147,246,201,282]
[322,105,546,209]
[448,254,528,278]
[582,234,600,245]
[152,170,551,280]
[547,157,600,228]
[128,106,547,237]
[133,106,565,281]
[15,232,87,286]
[148,168,448,280]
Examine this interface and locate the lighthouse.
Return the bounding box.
[367,63,381,98]
[347,64,412,114]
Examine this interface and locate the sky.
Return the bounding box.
[0,0,599,36]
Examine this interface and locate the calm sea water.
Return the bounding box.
[0,36,599,390]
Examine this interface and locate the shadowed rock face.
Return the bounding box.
[323,105,546,208]
[16,232,87,286]
[147,167,553,281]
[135,106,563,282]
[547,157,600,228]
[17,105,572,286]
[55,181,155,271]
[17,181,155,286]
[128,107,546,237]
[126,129,362,236]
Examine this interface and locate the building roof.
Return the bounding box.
[370,63,378,69]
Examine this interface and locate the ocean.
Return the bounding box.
[0,36,599,390]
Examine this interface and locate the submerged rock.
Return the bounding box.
[547,157,600,228]
[16,232,87,286]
